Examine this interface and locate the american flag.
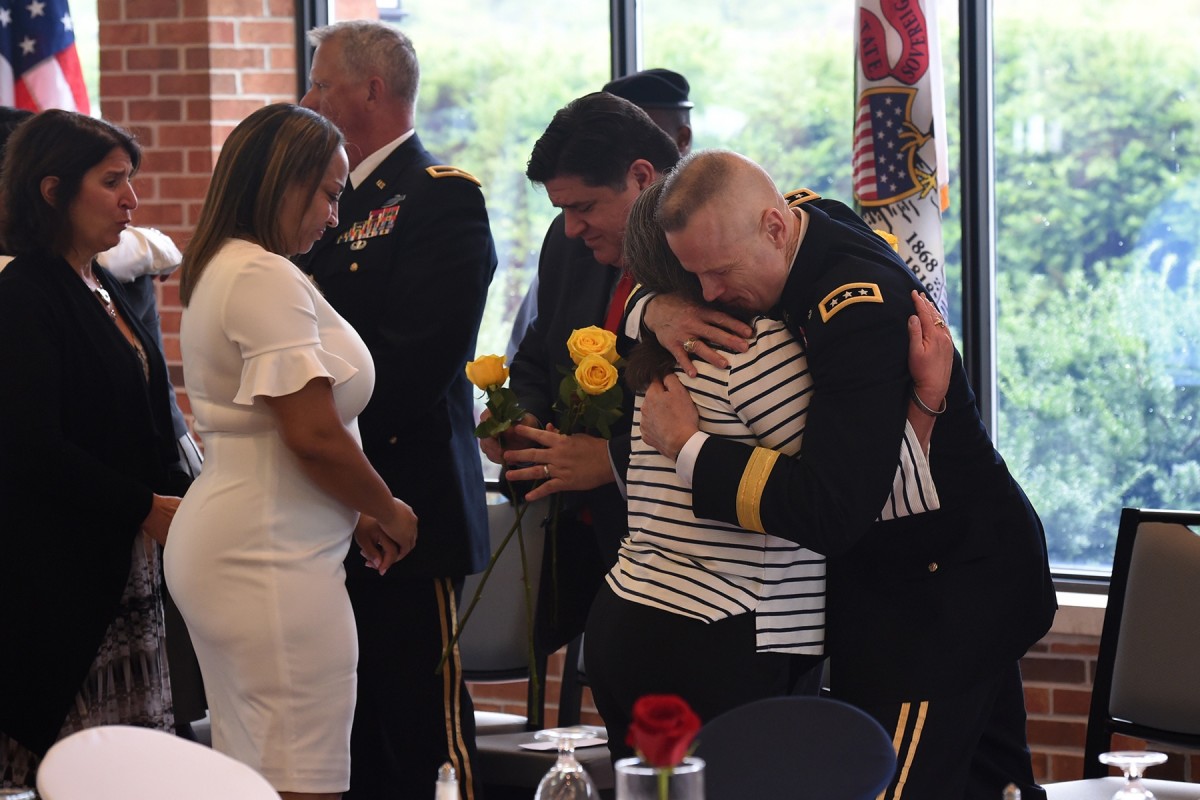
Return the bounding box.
[853,88,920,204]
[0,0,90,113]
[853,0,948,313]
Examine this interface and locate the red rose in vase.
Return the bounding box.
[626,694,701,768]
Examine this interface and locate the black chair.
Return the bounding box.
[1046,508,1200,798]
[693,695,896,800]
[1081,507,1200,774]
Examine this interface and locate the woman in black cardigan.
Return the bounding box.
[0,110,189,789]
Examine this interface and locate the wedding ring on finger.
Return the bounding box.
[543,464,551,479]
[683,337,698,354]
[934,317,946,328]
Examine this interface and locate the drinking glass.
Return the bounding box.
[533,726,602,800]
[1098,750,1169,799]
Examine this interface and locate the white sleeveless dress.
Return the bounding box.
[165,238,374,793]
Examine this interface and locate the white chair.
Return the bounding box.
[36,725,277,800]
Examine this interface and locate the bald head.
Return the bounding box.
[658,150,784,234]
[657,150,797,313]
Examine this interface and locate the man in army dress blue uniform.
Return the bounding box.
[297,20,496,800]
[638,150,1056,800]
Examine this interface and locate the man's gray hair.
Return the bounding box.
[307,20,419,106]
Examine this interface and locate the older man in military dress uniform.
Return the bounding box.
[297,20,496,800]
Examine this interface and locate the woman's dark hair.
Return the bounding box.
[622,177,753,392]
[621,179,704,392]
[0,110,141,257]
[179,103,344,305]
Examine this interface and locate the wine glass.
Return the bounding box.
[1098,750,1169,799]
[533,725,602,800]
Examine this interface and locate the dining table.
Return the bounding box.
[1047,776,1200,799]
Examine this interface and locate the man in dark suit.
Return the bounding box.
[479,92,684,653]
[637,149,1057,800]
[296,20,496,800]
[504,68,695,362]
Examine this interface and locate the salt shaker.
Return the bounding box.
[435,761,458,800]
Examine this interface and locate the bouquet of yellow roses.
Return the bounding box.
[556,325,624,437]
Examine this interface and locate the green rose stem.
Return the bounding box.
[657,766,670,800]
[513,491,539,726]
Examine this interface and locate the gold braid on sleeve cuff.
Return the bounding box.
[736,447,781,534]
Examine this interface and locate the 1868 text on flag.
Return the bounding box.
[0,0,90,114]
[853,0,948,312]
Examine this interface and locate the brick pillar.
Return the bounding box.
[96,0,301,407]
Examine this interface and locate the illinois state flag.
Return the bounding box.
[0,0,90,113]
[853,0,948,312]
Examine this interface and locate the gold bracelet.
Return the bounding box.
[911,387,947,416]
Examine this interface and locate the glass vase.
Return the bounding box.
[614,756,705,800]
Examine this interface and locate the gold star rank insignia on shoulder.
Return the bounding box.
[425,165,482,186]
[818,282,883,322]
[785,188,821,208]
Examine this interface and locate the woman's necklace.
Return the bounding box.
[81,267,149,381]
[82,269,117,319]
[94,285,117,319]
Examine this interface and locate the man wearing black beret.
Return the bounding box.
[603,68,694,155]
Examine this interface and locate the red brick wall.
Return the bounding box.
[97,0,305,405]
[1022,634,1200,783]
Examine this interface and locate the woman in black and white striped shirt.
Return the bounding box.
[585,180,948,760]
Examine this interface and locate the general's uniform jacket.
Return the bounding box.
[295,134,496,579]
[690,197,1057,703]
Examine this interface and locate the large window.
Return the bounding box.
[320,0,1200,574]
[993,0,1200,570]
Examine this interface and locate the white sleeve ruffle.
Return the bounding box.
[233,343,358,406]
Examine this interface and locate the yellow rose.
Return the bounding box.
[566,325,619,365]
[575,354,618,396]
[875,229,900,253]
[464,354,509,390]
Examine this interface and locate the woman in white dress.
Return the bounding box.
[165,104,418,800]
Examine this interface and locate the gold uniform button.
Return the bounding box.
[388,436,398,445]
[927,562,939,573]
[349,263,359,272]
